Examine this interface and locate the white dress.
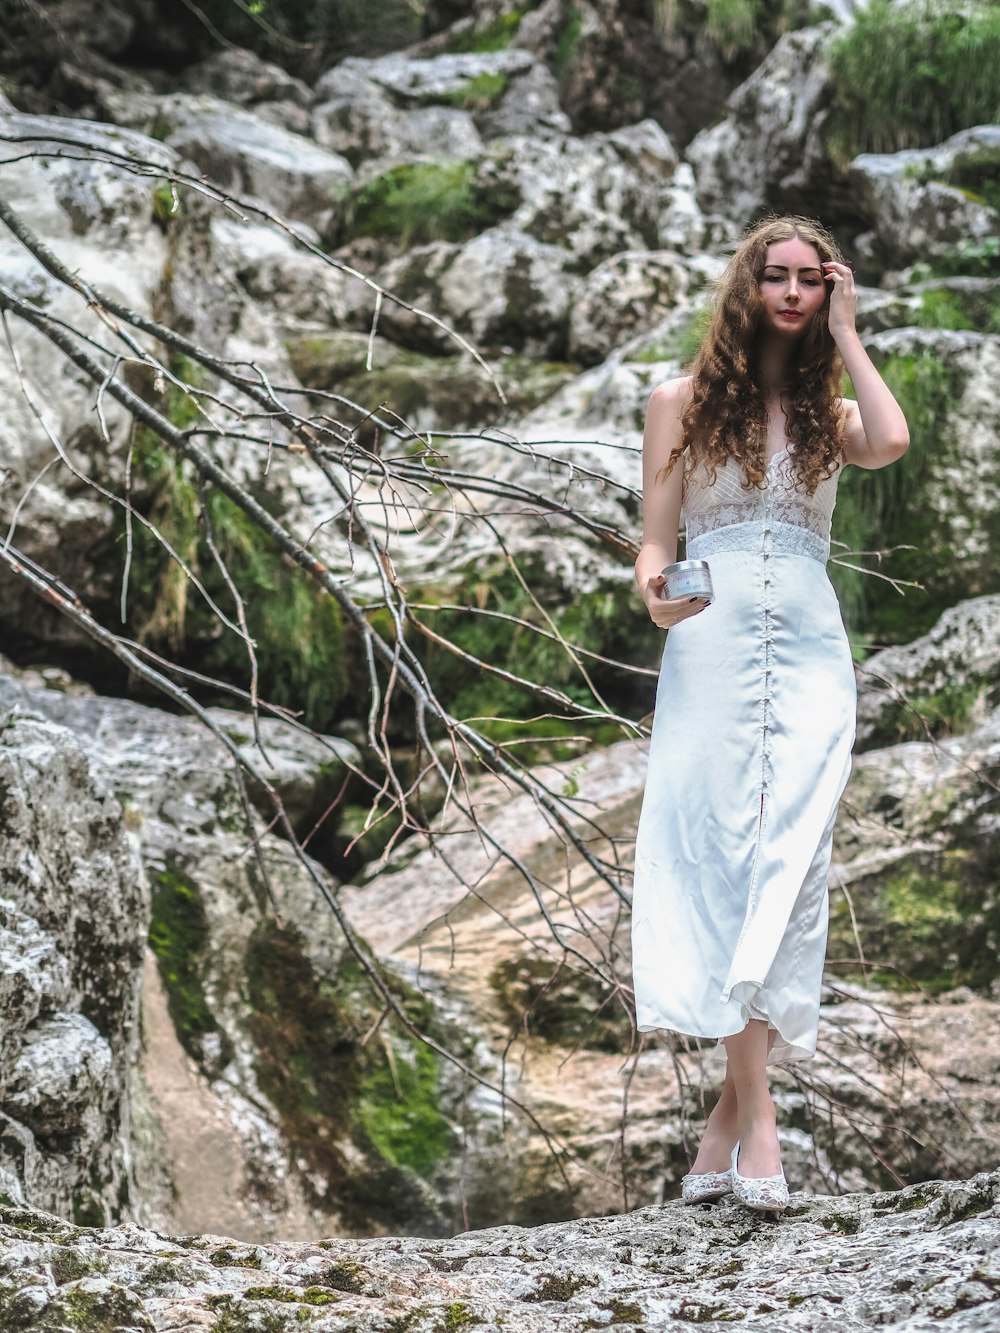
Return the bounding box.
[631,445,856,1064]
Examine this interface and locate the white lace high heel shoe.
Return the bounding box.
[730,1141,789,1213]
[681,1165,733,1204]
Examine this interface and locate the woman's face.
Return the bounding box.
[758,238,828,337]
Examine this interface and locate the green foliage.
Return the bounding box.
[827,1,1000,159]
[704,0,761,60]
[439,72,510,112]
[555,7,583,77]
[936,142,1000,213]
[863,677,993,750]
[199,490,347,729]
[914,287,974,331]
[121,368,347,732]
[444,8,529,53]
[830,351,954,644]
[346,161,518,248]
[924,235,1000,280]
[148,871,233,1071]
[414,565,653,757]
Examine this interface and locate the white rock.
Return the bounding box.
[154,94,353,232]
[316,49,536,104]
[686,24,836,224]
[568,250,690,365]
[856,594,1000,748]
[850,126,1000,268]
[5,1014,114,1139]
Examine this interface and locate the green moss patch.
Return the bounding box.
[119,369,347,732]
[413,563,652,757]
[829,851,1000,992]
[440,73,510,113]
[149,869,233,1073]
[245,921,455,1226]
[861,674,995,750]
[527,1272,597,1302]
[345,161,519,248]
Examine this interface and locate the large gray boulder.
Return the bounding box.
[312,49,567,165]
[352,226,580,357]
[685,24,837,225]
[0,673,479,1241]
[856,594,1000,750]
[853,328,1000,621]
[568,250,691,366]
[850,126,1000,271]
[0,710,146,1223]
[152,94,354,235]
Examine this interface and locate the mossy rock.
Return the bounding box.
[244,920,458,1231]
[412,562,654,750]
[831,344,1000,649]
[444,9,530,54]
[828,850,1000,993]
[287,331,577,430]
[342,160,520,249]
[112,365,349,732]
[148,869,235,1075]
[489,955,631,1052]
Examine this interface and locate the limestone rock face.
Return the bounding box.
[686,24,837,225]
[0,113,173,621]
[150,94,354,234]
[0,674,477,1241]
[358,227,579,357]
[831,700,1000,997]
[851,126,1000,270]
[311,48,567,165]
[0,1172,995,1331]
[857,328,1000,620]
[568,250,690,365]
[0,711,146,1223]
[856,594,1000,749]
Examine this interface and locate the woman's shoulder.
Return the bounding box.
[648,374,694,406]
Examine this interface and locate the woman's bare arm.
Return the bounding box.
[635,377,709,629]
[824,260,910,470]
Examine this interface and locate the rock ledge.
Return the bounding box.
[0,1172,997,1330]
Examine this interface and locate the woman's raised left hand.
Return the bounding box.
[823,260,857,346]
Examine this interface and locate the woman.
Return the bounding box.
[630,216,908,1212]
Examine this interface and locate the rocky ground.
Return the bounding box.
[0,1171,998,1331]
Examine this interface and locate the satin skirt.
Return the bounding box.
[631,548,856,1064]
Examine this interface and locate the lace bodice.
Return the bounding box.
[683,446,841,563]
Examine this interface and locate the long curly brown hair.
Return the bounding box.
[663,216,847,495]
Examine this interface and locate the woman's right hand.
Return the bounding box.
[643,575,710,630]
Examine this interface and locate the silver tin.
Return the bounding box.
[662,558,714,603]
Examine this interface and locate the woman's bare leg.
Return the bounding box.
[723,1018,782,1177]
[689,1020,781,1176]
[688,1061,739,1174]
